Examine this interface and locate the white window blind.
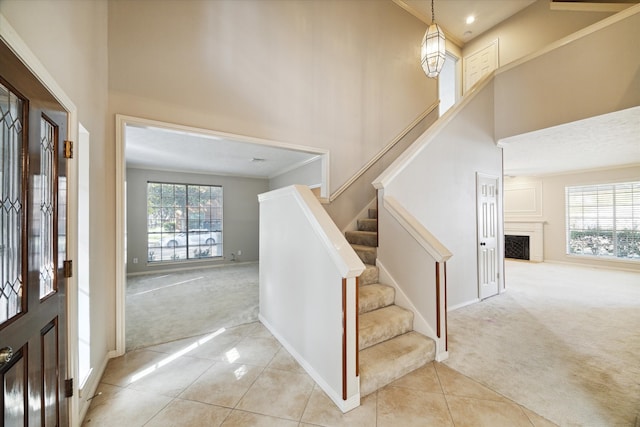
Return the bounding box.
[566,181,640,260]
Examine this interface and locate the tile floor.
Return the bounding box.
[82,322,556,426]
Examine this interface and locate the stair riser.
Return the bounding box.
[354,248,376,265]
[360,339,435,397]
[359,309,414,350]
[359,265,379,286]
[368,208,378,219]
[358,284,395,314]
[357,219,378,232]
[345,231,377,247]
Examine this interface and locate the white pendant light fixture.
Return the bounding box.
[421,0,446,79]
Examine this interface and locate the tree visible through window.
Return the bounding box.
[147,182,223,262]
[566,181,640,260]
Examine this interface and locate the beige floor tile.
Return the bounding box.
[218,336,281,366]
[221,410,299,426]
[389,362,443,393]
[99,350,168,387]
[247,322,274,338]
[267,347,307,374]
[521,406,559,427]
[179,362,263,407]
[377,386,453,427]
[446,395,533,427]
[144,326,236,355]
[188,331,246,360]
[81,387,171,426]
[436,362,507,402]
[127,354,215,397]
[145,398,231,427]
[236,368,314,420]
[301,386,377,427]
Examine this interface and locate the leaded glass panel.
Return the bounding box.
[0,82,24,324]
[39,117,56,299]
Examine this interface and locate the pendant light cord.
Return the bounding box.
[431,0,435,23]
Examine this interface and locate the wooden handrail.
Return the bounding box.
[328,101,440,202]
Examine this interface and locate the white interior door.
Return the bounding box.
[477,173,499,300]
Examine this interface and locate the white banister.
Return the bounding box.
[383,195,452,263]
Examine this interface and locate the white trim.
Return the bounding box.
[268,155,322,180]
[544,259,640,273]
[549,1,633,13]
[77,352,111,423]
[447,298,481,312]
[0,13,82,427]
[259,314,360,413]
[497,4,640,76]
[330,101,439,202]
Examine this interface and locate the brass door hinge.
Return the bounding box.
[65,378,73,398]
[64,140,73,159]
[63,260,73,278]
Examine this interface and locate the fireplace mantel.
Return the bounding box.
[504,220,545,262]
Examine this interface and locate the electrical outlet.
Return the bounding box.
[133,257,138,264]
[237,250,242,256]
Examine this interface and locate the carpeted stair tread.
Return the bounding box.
[358,218,378,232]
[359,331,435,397]
[352,244,377,265]
[345,230,378,247]
[359,305,413,350]
[359,264,379,286]
[359,284,395,314]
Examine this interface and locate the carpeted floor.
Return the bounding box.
[446,260,640,427]
[126,262,259,351]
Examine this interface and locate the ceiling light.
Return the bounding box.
[466,15,475,25]
[420,0,446,79]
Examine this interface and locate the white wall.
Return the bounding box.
[269,157,323,191]
[108,0,437,202]
[126,168,268,274]
[0,0,110,420]
[382,81,503,308]
[494,8,640,140]
[507,166,640,272]
[463,0,613,68]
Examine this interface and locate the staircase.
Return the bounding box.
[346,208,436,396]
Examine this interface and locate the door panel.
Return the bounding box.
[1,43,69,426]
[477,173,499,299]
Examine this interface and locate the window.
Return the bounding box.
[147,182,223,262]
[566,182,640,260]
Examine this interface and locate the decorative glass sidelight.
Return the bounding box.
[39,117,56,299]
[0,82,25,324]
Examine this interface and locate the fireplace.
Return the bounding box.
[504,221,544,262]
[505,235,530,260]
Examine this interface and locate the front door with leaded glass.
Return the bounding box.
[0,41,69,426]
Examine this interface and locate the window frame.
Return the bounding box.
[565,181,640,261]
[146,181,223,263]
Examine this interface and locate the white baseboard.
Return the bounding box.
[259,314,360,413]
[77,351,111,424]
[447,298,481,312]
